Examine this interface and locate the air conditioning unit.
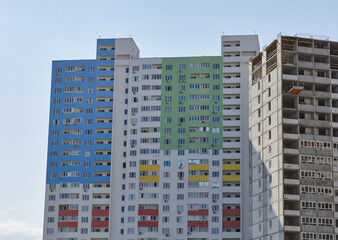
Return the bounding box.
[179,90,183,93]
[177,211,182,214]
[132,123,136,126]
[84,189,88,192]
[179,70,183,73]
[179,177,183,180]
[165,101,170,104]
[165,234,170,237]
[213,210,217,214]
[50,189,54,192]
[188,232,191,235]
[178,144,182,147]
[179,166,183,169]
[199,221,202,224]
[202,121,207,123]
[179,122,182,126]
[164,199,168,202]
[74,123,78,125]
[132,113,135,116]
[139,232,143,235]
[214,100,219,103]
[138,220,142,223]
[166,79,171,83]
[75,144,79,147]
[131,145,135,148]
[213,199,217,202]
[179,101,183,104]
[213,111,217,114]
[133,91,136,95]
[139,187,143,191]
[133,71,136,74]
[212,144,215,147]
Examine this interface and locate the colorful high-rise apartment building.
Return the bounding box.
[43,35,259,240]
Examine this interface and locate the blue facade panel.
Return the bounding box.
[46,40,115,185]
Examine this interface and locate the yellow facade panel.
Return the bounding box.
[139,176,160,182]
[222,175,241,182]
[222,164,241,170]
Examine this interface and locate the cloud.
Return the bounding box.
[0,208,42,240]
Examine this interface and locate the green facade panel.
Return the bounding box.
[160,56,223,150]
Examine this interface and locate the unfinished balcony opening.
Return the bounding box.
[298,53,312,63]
[316,99,330,108]
[251,52,262,83]
[283,155,299,165]
[283,125,298,134]
[299,111,314,120]
[315,83,330,92]
[332,84,338,93]
[299,97,313,106]
[282,65,297,76]
[333,129,338,137]
[282,36,296,51]
[282,51,296,66]
[285,232,300,239]
[316,127,331,136]
[314,55,329,64]
[315,69,329,78]
[332,99,338,108]
[284,185,299,195]
[266,57,277,74]
[283,109,298,120]
[283,139,299,150]
[314,40,329,50]
[330,58,338,71]
[284,200,300,211]
[299,127,314,135]
[316,113,330,121]
[284,169,299,180]
[298,68,313,78]
[333,114,338,123]
[298,38,313,48]
[330,42,338,56]
[283,95,297,109]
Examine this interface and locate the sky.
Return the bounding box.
[0,0,337,239]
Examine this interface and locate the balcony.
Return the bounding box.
[284,179,299,185]
[222,209,240,216]
[58,210,78,216]
[58,221,78,228]
[283,118,299,125]
[91,220,109,228]
[223,175,240,182]
[92,209,109,216]
[284,210,300,216]
[188,209,208,216]
[138,209,159,216]
[223,164,240,171]
[283,163,299,170]
[222,220,240,227]
[188,220,208,227]
[138,221,158,227]
[284,194,300,201]
[188,176,209,182]
[139,176,159,182]
[284,148,299,155]
[283,133,298,140]
[283,74,298,81]
[188,164,209,171]
[284,225,300,232]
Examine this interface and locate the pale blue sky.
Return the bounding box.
[0,0,337,239]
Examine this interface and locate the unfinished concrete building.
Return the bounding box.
[249,35,338,240]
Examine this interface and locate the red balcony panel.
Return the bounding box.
[187,221,208,227]
[138,221,158,227]
[188,209,208,216]
[222,220,240,227]
[91,220,109,228]
[58,210,79,216]
[58,221,78,228]
[222,209,240,216]
[138,209,159,216]
[92,209,109,216]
